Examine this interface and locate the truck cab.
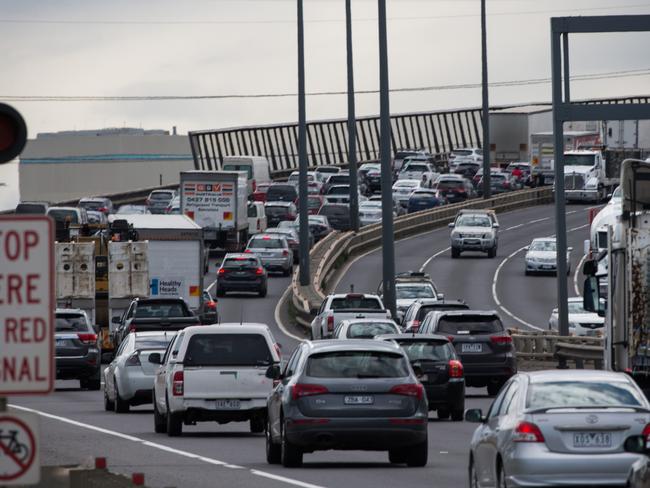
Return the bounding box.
[563,150,607,202]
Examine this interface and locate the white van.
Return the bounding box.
[151,324,281,436]
[222,156,271,196]
[248,201,267,235]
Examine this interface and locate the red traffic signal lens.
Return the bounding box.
[0,103,27,164]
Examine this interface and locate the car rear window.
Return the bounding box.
[402,164,428,172]
[437,180,463,190]
[267,186,297,201]
[397,340,453,362]
[134,303,191,318]
[307,351,410,378]
[16,203,46,214]
[347,322,398,339]
[136,334,175,350]
[224,257,259,268]
[327,186,349,195]
[183,333,272,366]
[397,285,435,300]
[417,304,468,321]
[56,313,89,332]
[308,198,322,209]
[453,150,472,156]
[222,164,253,178]
[437,315,504,335]
[331,297,383,310]
[48,209,79,224]
[79,201,105,210]
[328,175,350,185]
[526,381,645,409]
[249,237,284,249]
[320,206,349,217]
[265,206,290,216]
[150,192,173,200]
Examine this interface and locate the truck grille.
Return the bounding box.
[564,173,585,190]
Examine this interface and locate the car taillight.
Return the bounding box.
[642,424,650,442]
[125,352,141,367]
[77,333,97,344]
[490,335,513,346]
[145,198,150,205]
[411,320,420,331]
[327,315,334,331]
[282,250,289,257]
[292,384,328,400]
[390,383,424,400]
[273,343,282,358]
[244,249,252,253]
[456,188,466,193]
[257,219,261,230]
[513,421,545,443]
[206,300,217,310]
[448,360,463,378]
[129,325,136,333]
[447,335,455,342]
[288,214,296,220]
[99,207,108,213]
[255,267,264,275]
[218,268,227,275]
[252,179,257,192]
[172,371,184,396]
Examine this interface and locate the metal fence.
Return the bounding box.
[189,95,650,173]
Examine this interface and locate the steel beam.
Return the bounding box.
[297,0,310,286]
[346,0,360,232]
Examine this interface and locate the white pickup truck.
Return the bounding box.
[151,323,281,437]
[310,293,391,340]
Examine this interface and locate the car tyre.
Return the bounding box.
[437,408,450,420]
[166,399,183,437]
[216,286,225,298]
[250,416,265,434]
[81,377,101,391]
[405,440,428,467]
[497,460,507,488]
[258,286,267,298]
[451,408,464,422]
[469,457,480,488]
[488,246,497,259]
[451,248,461,259]
[114,380,130,413]
[153,395,167,434]
[266,420,281,464]
[487,381,503,397]
[280,421,303,467]
[524,269,531,276]
[388,449,406,464]
[103,386,115,412]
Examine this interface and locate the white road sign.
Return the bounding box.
[0,411,40,485]
[0,216,54,395]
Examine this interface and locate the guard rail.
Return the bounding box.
[510,328,604,369]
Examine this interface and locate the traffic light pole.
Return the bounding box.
[346,0,360,233]
[297,0,310,286]
[481,0,491,199]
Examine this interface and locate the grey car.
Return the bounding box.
[524,237,573,275]
[265,340,429,467]
[246,234,293,276]
[466,370,650,488]
[146,189,177,214]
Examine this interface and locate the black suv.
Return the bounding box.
[401,299,469,332]
[216,253,268,297]
[55,309,101,390]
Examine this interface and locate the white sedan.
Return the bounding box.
[392,179,423,209]
[548,297,604,336]
[524,237,572,275]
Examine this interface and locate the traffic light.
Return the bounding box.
[0,103,27,165]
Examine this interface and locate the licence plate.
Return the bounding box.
[541,265,554,269]
[215,400,241,409]
[344,395,374,405]
[573,432,612,448]
[56,339,73,347]
[461,343,483,353]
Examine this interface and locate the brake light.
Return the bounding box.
[447,335,455,342]
[411,320,420,331]
[288,213,296,220]
[490,335,513,345]
[292,384,329,400]
[244,249,252,253]
[327,315,334,332]
[273,343,282,358]
[513,421,545,443]
[77,333,97,344]
[218,268,227,275]
[456,188,466,193]
[125,352,141,367]
[99,207,108,213]
[642,423,650,442]
[128,324,136,333]
[255,267,264,275]
[282,250,289,257]
[252,179,257,192]
[172,371,184,396]
[257,219,261,230]
[390,383,424,400]
[206,300,217,310]
[448,360,463,378]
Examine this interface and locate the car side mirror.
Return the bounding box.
[448,223,455,228]
[583,276,604,316]
[523,246,529,251]
[624,435,648,454]
[148,353,162,365]
[265,364,282,380]
[465,408,485,423]
[567,246,573,252]
[437,293,445,300]
[492,223,499,228]
[111,316,121,324]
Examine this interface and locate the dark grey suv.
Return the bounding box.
[265,340,428,467]
[55,308,101,390]
[418,310,516,396]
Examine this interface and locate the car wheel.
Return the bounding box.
[451,407,464,422]
[388,449,406,464]
[103,386,115,412]
[405,440,428,467]
[497,460,507,488]
[487,381,503,397]
[280,420,303,467]
[266,419,281,464]
[216,287,225,298]
[524,269,531,276]
[567,266,571,276]
[258,286,267,298]
[451,248,461,259]
[166,397,183,437]
[437,408,450,420]
[469,456,480,488]
[153,394,167,434]
[487,246,497,259]
[250,415,265,434]
[285,266,293,277]
[114,380,130,413]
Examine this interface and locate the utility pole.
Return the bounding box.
[378,0,396,319]
[297,0,310,286]
[346,0,359,232]
[481,0,491,199]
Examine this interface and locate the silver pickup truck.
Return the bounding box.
[310,293,391,340]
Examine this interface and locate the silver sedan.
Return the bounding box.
[524,237,572,275]
[465,369,650,487]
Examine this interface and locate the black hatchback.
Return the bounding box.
[216,253,268,297]
[55,309,101,390]
[318,203,351,231]
[378,334,465,421]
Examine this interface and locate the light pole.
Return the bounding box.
[346,0,360,232]
[297,0,310,286]
[481,0,491,199]
[378,0,396,319]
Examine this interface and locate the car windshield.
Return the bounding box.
[402,164,428,172]
[222,164,253,178]
[56,313,88,332]
[328,176,349,185]
[568,301,587,314]
[223,257,259,268]
[437,315,504,335]
[134,303,190,318]
[396,285,435,299]
[48,209,79,224]
[331,296,382,310]
[16,203,46,214]
[530,240,556,252]
[411,191,437,198]
[249,237,285,249]
[136,334,175,350]
[117,205,147,214]
[398,341,452,362]
[491,174,506,181]
[456,215,491,227]
[395,151,419,159]
[87,213,104,224]
[328,186,350,195]
[453,150,473,156]
[347,322,398,339]
[184,333,273,367]
[526,380,645,409]
[266,186,296,201]
[307,351,410,378]
[150,192,173,200]
[265,206,290,216]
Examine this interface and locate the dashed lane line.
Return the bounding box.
[419,247,451,272]
[10,404,326,488]
[574,253,588,297]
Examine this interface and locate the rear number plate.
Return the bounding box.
[214,400,241,409]
[56,339,73,347]
[461,343,483,353]
[573,432,612,448]
[344,395,374,405]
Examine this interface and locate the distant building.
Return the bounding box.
[19,127,192,203]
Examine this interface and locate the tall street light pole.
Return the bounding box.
[346,0,360,233]
[481,0,491,199]
[378,0,396,319]
[297,0,310,286]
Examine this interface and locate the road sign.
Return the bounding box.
[0,103,27,165]
[0,411,39,485]
[0,216,54,395]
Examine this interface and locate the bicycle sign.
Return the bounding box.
[0,413,39,485]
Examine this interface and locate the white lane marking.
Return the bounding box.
[568,223,590,232]
[574,254,588,297]
[529,217,550,224]
[492,246,544,331]
[251,470,326,488]
[10,404,322,488]
[275,285,305,342]
[505,224,524,231]
[566,210,577,215]
[419,247,451,272]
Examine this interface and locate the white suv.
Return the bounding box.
[449,210,499,258]
[151,324,281,436]
[449,147,483,169]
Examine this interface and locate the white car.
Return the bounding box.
[359,201,396,226]
[151,324,281,436]
[524,237,572,275]
[104,331,177,413]
[247,201,267,235]
[548,297,604,336]
[398,161,439,188]
[332,318,401,339]
[392,179,423,209]
[449,147,482,169]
